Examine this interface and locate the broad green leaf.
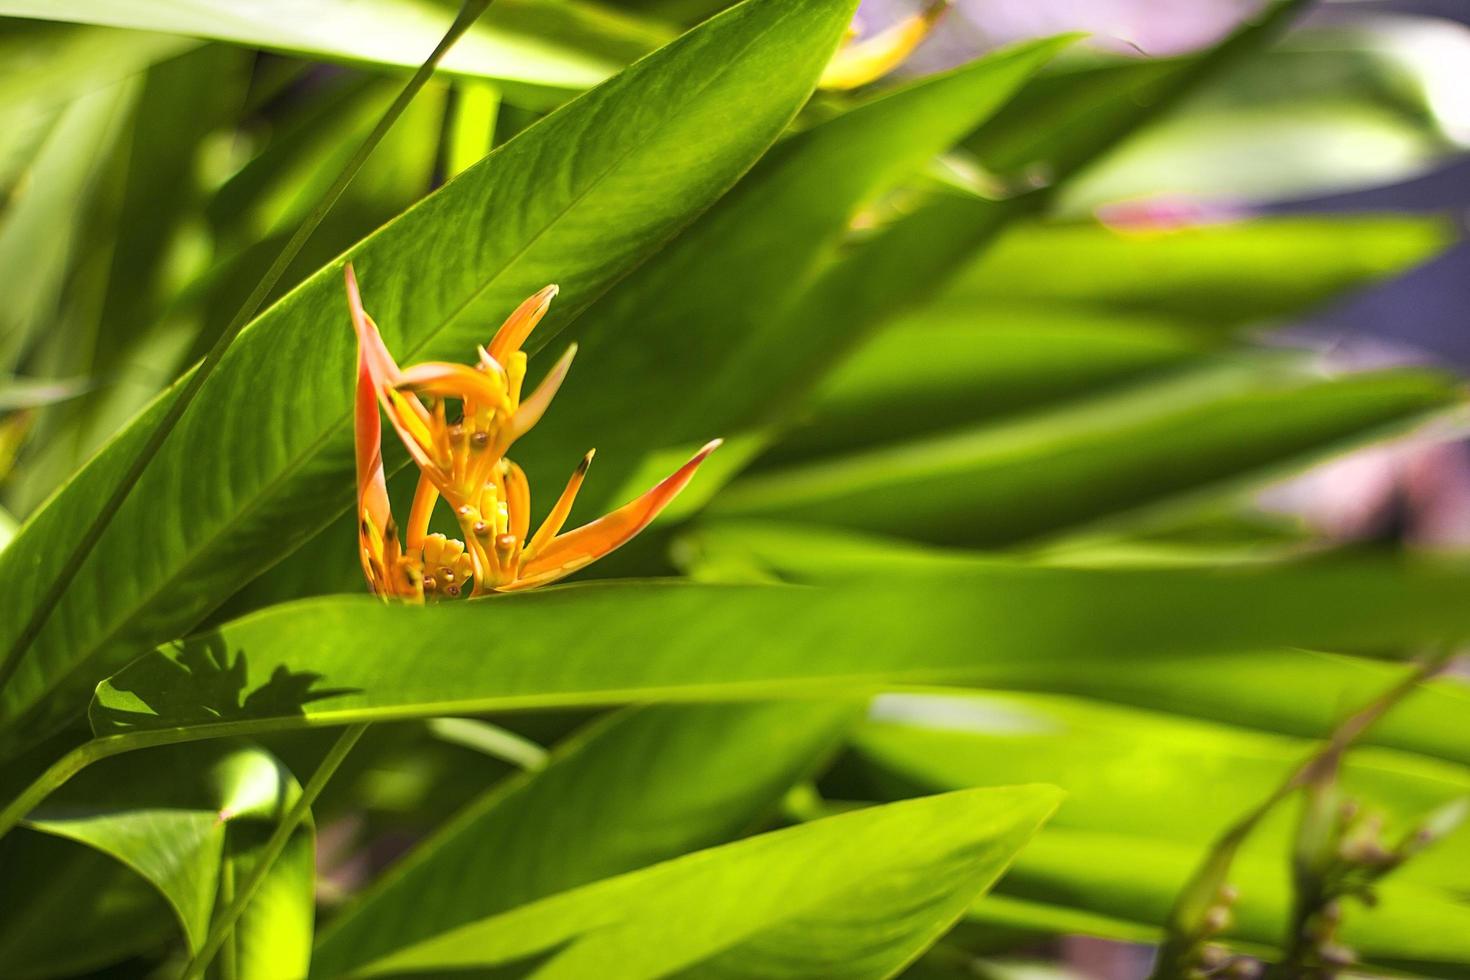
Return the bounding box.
[680,521,1470,768]
[0,77,136,372]
[0,0,651,102]
[343,786,1061,978]
[1048,22,1469,209]
[854,691,1470,893]
[0,831,172,977]
[0,0,859,757]
[763,305,1204,464]
[711,365,1460,547]
[22,741,312,969]
[940,216,1452,331]
[1021,648,1470,771]
[315,701,858,976]
[89,558,1470,744]
[853,692,1470,972]
[0,20,194,114]
[973,827,1470,976]
[1065,100,1441,210]
[518,36,1071,514]
[13,47,252,512]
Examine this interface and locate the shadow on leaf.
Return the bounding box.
[91,633,358,733]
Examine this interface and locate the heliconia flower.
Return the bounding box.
[347,264,721,598]
[818,0,951,91]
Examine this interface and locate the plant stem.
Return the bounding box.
[180,723,367,980]
[0,0,494,697]
[216,855,238,980]
[1148,649,1454,980]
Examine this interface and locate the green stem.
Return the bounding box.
[216,854,239,980]
[1148,649,1453,980]
[0,0,494,697]
[181,723,367,980]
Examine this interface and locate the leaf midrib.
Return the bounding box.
[8,1,810,730]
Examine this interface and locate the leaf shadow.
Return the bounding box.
[93,633,359,732]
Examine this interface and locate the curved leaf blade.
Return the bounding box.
[314,701,857,976]
[712,367,1461,547]
[352,786,1061,978]
[520,36,1072,513]
[23,741,311,969]
[0,0,858,756]
[0,0,645,99]
[91,558,1470,744]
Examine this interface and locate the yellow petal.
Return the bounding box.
[507,439,721,590]
[487,284,558,363]
[406,470,440,552]
[502,459,532,543]
[503,344,577,450]
[524,449,594,559]
[396,361,511,414]
[818,0,950,91]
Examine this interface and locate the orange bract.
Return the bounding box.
[346,264,720,599]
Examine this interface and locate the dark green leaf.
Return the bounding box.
[711,366,1460,547]
[0,0,859,757]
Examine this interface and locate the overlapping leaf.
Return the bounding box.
[89,557,1470,745]
[315,702,858,976]
[22,741,312,971]
[0,0,859,757]
[338,786,1061,978]
[714,364,1459,546]
[0,0,658,102]
[518,35,1071,513]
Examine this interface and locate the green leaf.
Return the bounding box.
[680,521,1470,767]
[0,76,137,372]
[711,365,1460,547]
[0,0,647,102]
[12,47,253,512]
[314,701,858,976]
[851,691,1470,972]
[340,786,1061,978]
[0,831,173,976]
[518,36,1071,515]
[0,0,859,757]
[23,741,312,969]
[88,558,1470,744]
[764,305,1205,464]
[855,691,1470,892]
[973,827,1470,976]
[940,216,1452,331]
[0,20,194,111]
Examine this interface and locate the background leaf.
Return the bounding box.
[23,741,312,970]
[713,364,1459,547]
[0,0,653,102]
[314,701,858,976]
[346,786,1061,979]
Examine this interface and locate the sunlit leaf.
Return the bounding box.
[23,742,312,968]
[89,557,1470,744]
[0,0,658,102]
[0,0,860,757]
[344,786,1061,978]
[713,365,1459,547]
[315,701,858,976]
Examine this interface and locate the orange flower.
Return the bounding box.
[347,264,720,598]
